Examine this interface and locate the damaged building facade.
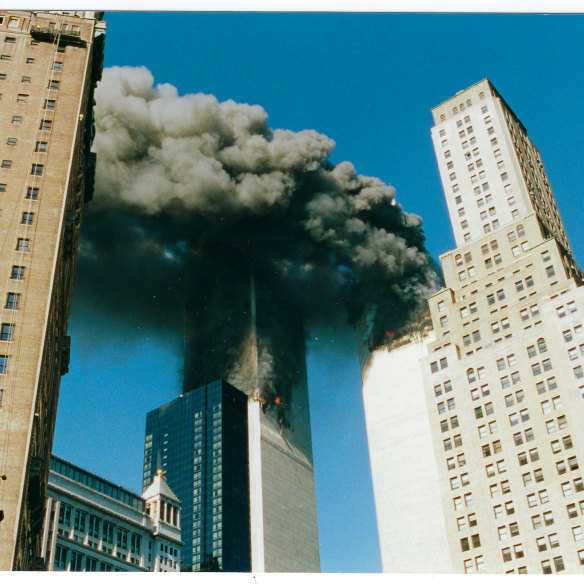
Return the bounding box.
[146,274,321,572]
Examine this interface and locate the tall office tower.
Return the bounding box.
[183,273,320,572]
[0,11,105,570]
[363,78,584,574]
[143,380,251,572]
[42,456,182,572]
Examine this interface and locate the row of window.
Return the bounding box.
[6,138,49,152]
[430,357,448,373]
[557,301,577,319]
[59,504,142,551]
[0,71,61,89]
[2,161,46,176]
[4,117,53,130]
[445,344,581,565]
[452,405,582,571]
[0,184,40,199]
[54,545,124,572]
[438,97,477,123]
[501,543,524,563]
[455,229,528,286]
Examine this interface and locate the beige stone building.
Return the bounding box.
[42,457,182,572]
[0,10,105,570]
[363,79,584,573]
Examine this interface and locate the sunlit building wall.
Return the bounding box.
[0,10,105,570]
[364,79,584,574]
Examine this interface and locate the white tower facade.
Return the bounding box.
[364,79,584,574]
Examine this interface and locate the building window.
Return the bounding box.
[10,265,24,280]
[53,61,63,71]
[35,141,48,152]
[54,545,68,569]
[15,238,29,252]
[39,120,52,131]
[102,521,114,544]
[74,509,86,532]
[88,515,100,538]
[21,212,33,225]
[48,80,60,90]
[0,323,14,341]
[5,293,19,310]
[0,355,8,374]
[44,99,56,110]
[1,160,11,169]
[117,528,128,550]
[70,550,84,572]
[6,137,16,145]
[26,187,39,200]
[31,164,43,176]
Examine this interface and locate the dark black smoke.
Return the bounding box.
[75,66,439,405]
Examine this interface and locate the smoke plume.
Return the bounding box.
[76,66,439,411]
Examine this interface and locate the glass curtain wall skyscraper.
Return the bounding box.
[143,380,250,572]
[363,79,584,574]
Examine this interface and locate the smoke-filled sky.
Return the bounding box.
[80,66,437,350]
[53,12,584,573]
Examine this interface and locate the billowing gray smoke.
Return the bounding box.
[77,66,439,415]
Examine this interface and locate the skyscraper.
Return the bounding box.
[182,273,320,572]
[0,10,105,570]
[364,79,584,574]
[143,380,251,572]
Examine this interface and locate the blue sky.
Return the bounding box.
[53,12,584,572]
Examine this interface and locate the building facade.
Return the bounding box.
[41,456,182,572]
[183,274,321,572]
[364,79,584,573]
[143,380,251,572]
[0,11,105,570]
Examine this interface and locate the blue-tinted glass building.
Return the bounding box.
[143,380,250,572]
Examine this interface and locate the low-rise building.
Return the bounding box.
[40,456,182,572]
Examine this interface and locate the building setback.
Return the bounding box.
[0,11,105,570]
[41,456,182,572]
[143,380,251,572]
[364,79,584,574]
